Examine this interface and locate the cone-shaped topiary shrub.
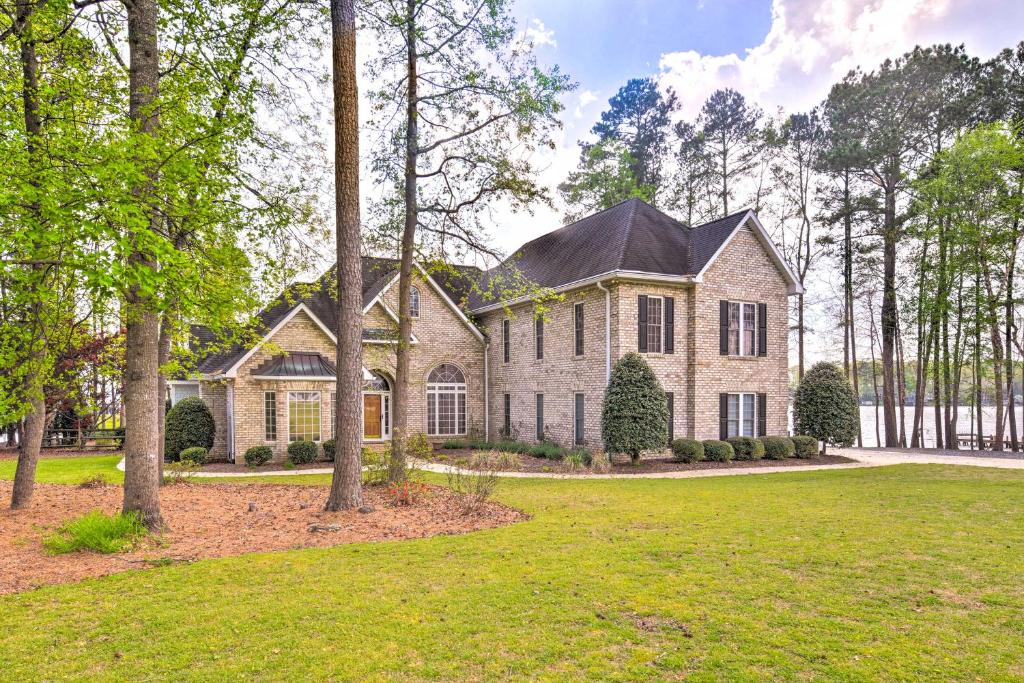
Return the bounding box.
[793,362,859,454]
[602,352,668,462]
[671,438,704,463]
[164,396,215,461]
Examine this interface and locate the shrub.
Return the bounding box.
[363,447,390,485]
[244,445,273,467]
[761,436,795,460]
[287,440,318,465]
[442,438,467,449]
[530,442,565,460]
[447,454,501,513]
[494,440,533,455]
[792,435,819,458]
[589,450,612,474]
[602,353,669,461]
[671,438,705,463]
[178,446,208,465]
[163,460,198,485]
[386,480,429,506]
[43,511,147,555]
[561,450,586,473]
[164,396,215,461]
[406,433,433,459]
[793,362,859,453]
[726,436,764,461]
[702,439,734,462]
[486,450,522,471]
[322,439,336,462]
[78,474,110,489]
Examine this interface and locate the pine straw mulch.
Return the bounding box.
[0,480,525,595]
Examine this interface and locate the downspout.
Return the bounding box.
[483,340,490,441]
[226,381,236,462]
[596,281,611,384]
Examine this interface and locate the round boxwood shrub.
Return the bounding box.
[164,396,215,461]
[726,436,764,461]
[671,438,704,463]
[178,446,208,465]
[322,438,337,462]
[602,352,669,462]
[287,440,318,465]
[244,445,273,467]
[761,436,795,460]
[791,435,819,458]
[793,362,859,453]
[702,439,734,462]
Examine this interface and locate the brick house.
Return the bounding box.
[180,199,801,461]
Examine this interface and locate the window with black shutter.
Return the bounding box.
[721,300,760,357]
[574,303,584,356]
[664,297,674,354]
[535,394,544,441]
[719,300,729,355]
[637,295,648,352]
[719,393,729,439]
[666,392,674,442]
[502,319,510,363]
[574,393,584,445]
[758,303,767,356]
[758,392,767,436]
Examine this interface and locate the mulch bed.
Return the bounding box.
[431,449,855,474]
[199,460,334,473]
[0,480,525,595]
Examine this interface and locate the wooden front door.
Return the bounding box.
[363,395,382,439]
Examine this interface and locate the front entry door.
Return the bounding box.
[363,395,382,439]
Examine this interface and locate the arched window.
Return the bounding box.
[410,286,420,318]
[362,372,390,392]
[427,364,466,435]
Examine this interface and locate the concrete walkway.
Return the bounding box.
[123,447,1024,481]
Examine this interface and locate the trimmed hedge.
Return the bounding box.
[164,396,215,461]
[287,440,318,465]
[761,436,795,460]
[702,439,734,462]
[322,438,336,462]
[178,446,208,465]
[792,435,819,458]
[671,438,704,463]
[244,446,273,467]
[726,436,764,461]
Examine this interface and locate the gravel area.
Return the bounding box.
[0,480,524,595]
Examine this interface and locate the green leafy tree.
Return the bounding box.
[793,362,859,453]
[558,140,654,222]
[697,88,764,216]
[602,352,668,462]
[667,121,714,226]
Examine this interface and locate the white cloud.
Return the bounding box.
[658,0,1024,119]
[523,18,557,48]
[573,89,599,119]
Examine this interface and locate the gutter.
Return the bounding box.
[596,281,611,384]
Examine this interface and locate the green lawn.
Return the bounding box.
[2,460,1024,680]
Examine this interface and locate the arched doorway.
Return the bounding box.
[363,371,391,441]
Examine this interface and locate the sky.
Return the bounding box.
[469,0,1024,259]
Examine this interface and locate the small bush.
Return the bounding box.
[406,433,433,459]
[178,446,208,465]
[530,442,565,460]
[164,396,215,461]
[244,445,273,467]
[43,511,147,555]
[702,440,734,462]
[589,450,612,474]
[494,440,533,455]
[671,439,704,463]
[287,440,318,465]
[447,454,500,512]
[322,438,336,462]
[363,447,390,485]
[442,438,467,449]
[386,480,429,506]
[726,437,764,461]
[163,460,198,485]
[78,474,110,489]
[792,435,819,458]
[761,436,795,460]
[486,450,522,471]
[561,450,586,473]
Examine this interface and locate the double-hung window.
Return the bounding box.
[574,303,584,356]
[646,297,663,353]
[638,295,673,354]
[726,301,758,356]
[725,393,757,437]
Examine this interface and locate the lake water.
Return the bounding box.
[834,405,1024,449]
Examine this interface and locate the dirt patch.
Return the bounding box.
[0,480,524,594]
[430,449,855,474]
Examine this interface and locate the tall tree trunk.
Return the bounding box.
[896,319,907,447]
[121,0,165,530]
[868,297,882,448]
[157,317,170,480]
[11,4,45,509]
[842,174,862,447]
[910,241,930,448]
[949,272,966,448]
[389,0,418,485]
[325,0,365,511]
[932,314,943,449]
[1006,197,1021,451]
[975,270,984,450]
[880,173,899,447]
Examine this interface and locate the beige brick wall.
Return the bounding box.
[691,224,791,440]
[200,273,486,462]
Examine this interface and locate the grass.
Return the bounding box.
[43,510,147,555]
[2,460,1024,680]
[0,454,123,485]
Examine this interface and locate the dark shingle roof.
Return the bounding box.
[252,352,336,378]
[192,256,478,375]
[469,199,751,310]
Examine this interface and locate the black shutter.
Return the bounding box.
[719,300,729,355]
[758,303,767,357]
[638,295,648,352]
[666,392,674,443]
[574,303,584,356]
[536,394,544,441]
[664,297,675,354]
[758,393,767,437]
[719,393,729,440]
